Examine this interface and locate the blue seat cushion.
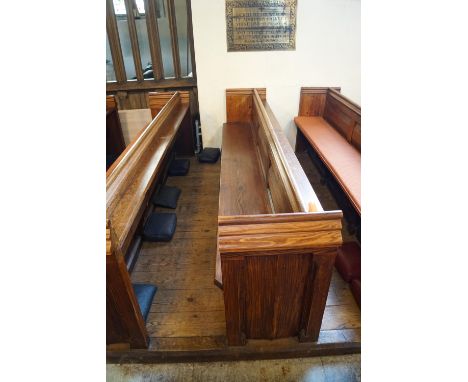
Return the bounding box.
[152,185,181,209]
[143,212,177,242]
[168,159,190,176]
[198,147,221,163]
[132,283,157,322]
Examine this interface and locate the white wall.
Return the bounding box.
[191,0,360,148]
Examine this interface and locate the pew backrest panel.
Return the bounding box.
[298,87,361,152]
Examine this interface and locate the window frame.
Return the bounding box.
[106,0,196,91]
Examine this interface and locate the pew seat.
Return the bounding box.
[294,116,361,213]
[295,88,361,217]
[219,123,270,216]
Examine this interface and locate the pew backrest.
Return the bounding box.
[298,88,361,152]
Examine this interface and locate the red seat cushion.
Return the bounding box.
[350,278,361,308]
[335,242,361,282]
[294,116,361,214]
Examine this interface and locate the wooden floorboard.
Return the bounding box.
[131,157,226,347]
[114,156,361,363]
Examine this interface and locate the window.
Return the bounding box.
[106,0,195,88]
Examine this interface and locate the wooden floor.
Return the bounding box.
[114,156,360,362]
[131,157,225,350]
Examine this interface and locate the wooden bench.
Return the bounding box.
[294,87,361,234]
[217,88,343,345]
[106,91,193,349]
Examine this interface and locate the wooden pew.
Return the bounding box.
[294,88,361,226]
[217,88,343,345]
[106,95,126,170]
[106,91,192,349]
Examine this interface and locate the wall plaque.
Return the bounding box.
[226,0,297,52]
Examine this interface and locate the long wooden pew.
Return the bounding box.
[217,89,343,345]
[294,87,361,236]
[106,91,192,349]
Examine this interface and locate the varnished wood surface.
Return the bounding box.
[262,99,322,213]
[106,92,193,349]
[107,221,149,349]
[295,87,361,215]
[297,87,361,153]
[296,116,361,214]
[253,90,322,213]
[217,88,343,345]
[219,122,271,216]
[109,159,360,360]
[107,93,189,256]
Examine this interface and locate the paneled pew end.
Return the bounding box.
[216,88,343,346]
[106,91,193,349]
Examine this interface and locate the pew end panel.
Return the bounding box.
[106,220,149,349]
[218,88,344,345]
[218,212,343,345]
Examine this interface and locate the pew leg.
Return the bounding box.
[299,250,336,342]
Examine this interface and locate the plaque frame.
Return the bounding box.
[226,0,297,52]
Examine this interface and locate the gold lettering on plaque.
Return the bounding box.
[226,0,297,51]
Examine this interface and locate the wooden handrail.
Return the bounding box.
[252,89,323,213]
